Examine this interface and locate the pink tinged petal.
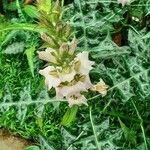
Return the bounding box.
[67,94,88,107]
[76,51,94,75]
[69,37,77,55]
[39,66,61,90]
[59,43,69,54]
[37,48,57,64]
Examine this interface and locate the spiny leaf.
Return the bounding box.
[39,135,56,150]
[92,31,150,102]
[0,86,64,121]
[64,0,125,50]
[63,110,122,149]
[118,117,136,145]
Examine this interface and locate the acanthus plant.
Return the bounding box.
[37,0,108,108]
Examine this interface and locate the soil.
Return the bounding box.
[112,32,122,46]
[0,129,31,150]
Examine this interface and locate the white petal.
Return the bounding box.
[67,93,88,107]
[75,51,94,75]
[39,66,61,90]
[56,81,87,97]
[58,69,76,82]
[56,76,92,98]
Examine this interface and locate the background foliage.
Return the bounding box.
[0,0,150,149]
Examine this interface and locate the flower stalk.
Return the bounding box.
[37,0,108,108]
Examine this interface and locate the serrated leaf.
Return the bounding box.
[0,86,61,123]
[1,30,20,47]
[39,135,56,150]
[64,0,124,50]
[118,117,136,145]
[62,109,122,150]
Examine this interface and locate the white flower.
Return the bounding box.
[58,68,76,82]
[75,51,94,75]
[91,79,109,97]
[37,48,57,64]
[67,93,88,107]
[118,0,130,6]
[56,75,92,100]
[39,65,76,90]
[56,81,88,99]
[39,66,61,90]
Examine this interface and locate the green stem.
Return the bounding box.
[90,107,101,150]
[132,100,148,150]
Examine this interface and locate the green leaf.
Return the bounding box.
[118,117,136,145]
[4,42,25,54]
[5,2,17,11]
[63,111,122,149]
[25,45,36,77]
[39,135,56,150]
[61,105,78,127]
[23,5,38,18]
[64,0,124,50]
[0,23,47,33]
[25,145,40,150]
[0,86,62,121]
[91,34,129,59]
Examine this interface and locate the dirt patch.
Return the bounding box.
[0,129,31,150]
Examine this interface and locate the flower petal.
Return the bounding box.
[75,51,94,75]
[38,48,57,64]
[91,79,109,97]
[56,76,92,98]
[67,93,88,107]
[58,69,76,82]
[39,66,61,90]
[69,37,77,55]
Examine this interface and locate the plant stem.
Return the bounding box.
[132,100,148,150]
[90,107,101,150]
